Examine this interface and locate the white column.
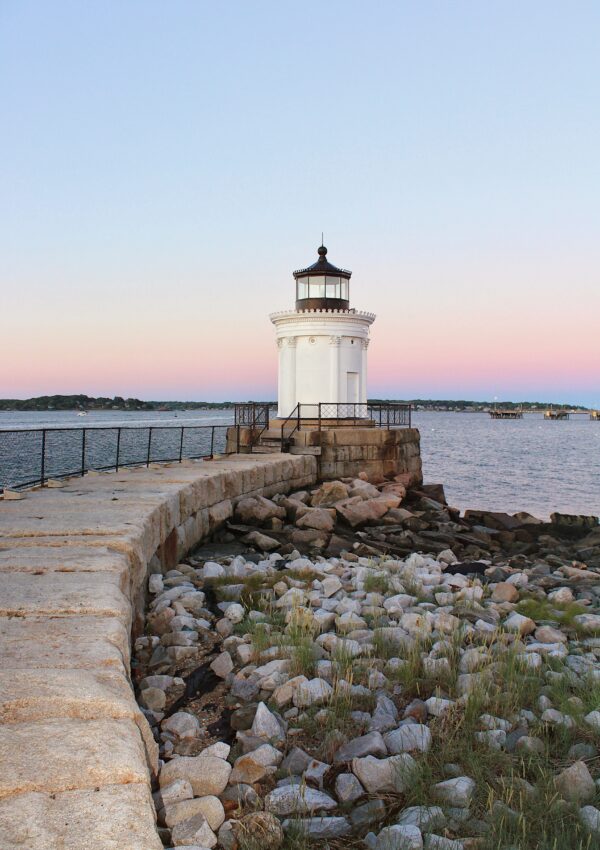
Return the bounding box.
[360,338,369,406]
[283,336,297,417]
[329,336,341,403]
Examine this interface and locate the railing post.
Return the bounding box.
[81,429,86,477]
[236,425,240,454]
[146,428,152,466]
[40,429,46,486]
[115,427,121,471]
[210,426,215,458]
[179,427,184,462]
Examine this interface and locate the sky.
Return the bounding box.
[1,1,599,406]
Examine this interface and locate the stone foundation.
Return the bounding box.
[228,424,422,486]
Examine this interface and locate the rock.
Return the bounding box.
[229,744,283,784]
[425,697,454,717]
[503,612,536,635]
[160,755,232,797]
[548,587,574,603]
[534,626,567,644]
[384,725,432,754]
[293,678,333,708]
[352,754,417,794]
[170,811,217,848]
[233,812,284,849]
[235,496,285,525]
[224,603,245,623]
[336,499,390,528]
[555,761,596,803]
[351,799,387,828]
[424,836,464,849]
[375,824,423,849]
[162,712,201,740]
[397,807,445,832]
[335,772,365,803]
[210,651,233,678]
[491,583,519,603]
[573,614,600,634]
[153,779,193,811]
[311,481,350,506]
[515,736,544,755]
[243,531,281,551]
[162,796,225,831]
[251,702,285,742]
[140,687,166,712]
[580,805,600,836]
[296,509,335,532]
[333,731,387,764]
[282,816,351,838]
[265,785,337,816]
[321,575,343,597]
[431,777,475,808]
[584,711,600,733]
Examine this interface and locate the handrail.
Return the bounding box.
[280,404,301,448]
[0,424,231,493]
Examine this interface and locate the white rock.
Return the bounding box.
[352,754,417,794]
[251,701,285,742]
[265,785,337,816]
[431,777,475,808]
[224,603,245,623]
[375,824,423,849]
[425,697,454,717]
[397,806,445,831]
[149,574,164,593]
[210,651,233,678]
[580,805,600,836]
[162,712,200,740]
[384,725,432,754]
[335,772,365,803]
[585,711,600,732]
[201,741,231,759]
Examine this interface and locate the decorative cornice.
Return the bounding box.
[287,336,298,347]
[329,335,342,346]
[361,339,370,349]
[270,308,376,322]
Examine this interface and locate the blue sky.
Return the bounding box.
[1,1,599,405]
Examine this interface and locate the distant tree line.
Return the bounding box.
[0,395,588,411]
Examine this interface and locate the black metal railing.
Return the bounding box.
[234,403,271,428]
[0,425,230,493]
[302,402,411,429]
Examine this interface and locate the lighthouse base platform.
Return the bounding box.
[226,423,422,486]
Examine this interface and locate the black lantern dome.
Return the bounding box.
[293,246,351,311]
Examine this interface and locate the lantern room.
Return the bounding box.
[293,245,351,311]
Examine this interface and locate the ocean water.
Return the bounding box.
[0,409,598,519]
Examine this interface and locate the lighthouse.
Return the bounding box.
[270,246,376,418]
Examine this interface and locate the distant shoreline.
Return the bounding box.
[0,394,591,413]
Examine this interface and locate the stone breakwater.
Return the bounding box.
[0,454,317,849]
[135,480,600,850]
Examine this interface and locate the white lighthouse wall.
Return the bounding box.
[271,310,375,418]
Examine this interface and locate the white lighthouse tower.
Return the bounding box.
[270,245,376,418]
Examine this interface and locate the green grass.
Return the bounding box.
[516,596,588,629]
[364,572,391,594]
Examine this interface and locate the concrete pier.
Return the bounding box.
[0,454,317,849]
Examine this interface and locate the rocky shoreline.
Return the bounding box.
[134,476,600,850]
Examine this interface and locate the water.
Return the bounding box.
[0,409,598,519]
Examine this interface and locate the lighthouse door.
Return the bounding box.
[347,372,359,404]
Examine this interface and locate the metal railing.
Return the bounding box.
[0,425,230,493]
[234,403,271,428]
[299,402,411,429]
